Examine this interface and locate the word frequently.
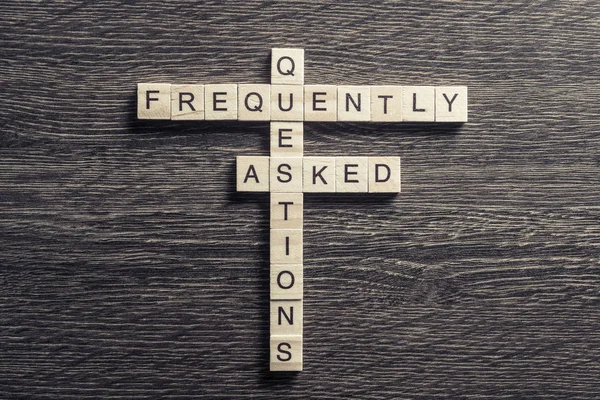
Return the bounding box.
[138,48,467,372]
[138,83,467,122]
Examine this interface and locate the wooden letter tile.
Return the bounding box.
[236,156,270,192]
[270,335,302,371]
[270,157,303,192]
[271,193,303,229]
[137,83,171,119]
[435,86,468,122]
[205,84,238,120]
[271,85,304,121]
[270,122,303,157]
[238,84,271,121]
[270,264,303,300]
[370,86,402,122]
[304,85,337,121]
[337,86,371,121]
[170,84,204,120]
[368,157,401,193]
[402,86,435,122]
[270,300,303,336]
[271,48,304,85]
[270,229,303,264]
[302,157,335,193]
[335,157,368,193]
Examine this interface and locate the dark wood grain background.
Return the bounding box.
[1,1,599,398]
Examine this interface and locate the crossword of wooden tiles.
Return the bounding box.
[138,48,468,372]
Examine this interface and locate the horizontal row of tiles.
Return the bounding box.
[137,83,467,122]
[237,156,401,193]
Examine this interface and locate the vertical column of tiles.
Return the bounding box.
[270,48,304,372]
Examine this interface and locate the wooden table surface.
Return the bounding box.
[1,1,599,398]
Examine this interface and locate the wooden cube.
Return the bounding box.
[270,264,303,300]
[335,157,368,193]
[171,84,204,120]
[371,86,402,122]
[270,122,303,157]
[270,157,303,192]
[205,84,238,120]
[368,157,401,193]
[238,84,271,121]
[270,229,303,264]
[402,86,435,122]
[270,335,302,371]
[236,156,270,192]
[271,85,304,121]
[137,83,171,119]
[271,192,303,229]
[302,157,335,193]
[271,48,304,85]
[337,86,371,121]
[435,86,468,122]
[304,85,337,121]
[270,300,303,336]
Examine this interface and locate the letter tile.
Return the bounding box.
[270,122,303,156]
[335,157,368,193]
[271,48,304,85]
[402,86,435,122]
[370,86,402,122]
[271,85,304,121]
[368,157,401,193]
[270,229,303,264]
[270,157,303,192]
[238,84,271,121]
[137,83,171,119]
[270,300,303,336]
[337,86,371,121]
[270,264,303,300]
[302,157,335,193]
[271,193,303,229]
[435,86,468,122]
[270,335,302,371]
[170,84,204,120]
[304,85,337,121]
[205,84,238,120]
[236,156,270,192]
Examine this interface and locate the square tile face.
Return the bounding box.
[238,84,271,121]
[270,229,303,264]
[270,157,303,193]
[270,122,303,156]
[304,85,337,121]
[270,300,303,335]
[335,157,368,193]
[271,193,303,229]
[402,86,435,122]
[337,86,371,121]
[270,264,303,300]
[302,157,336,193]
[271,48,304,85]
[236,156,270,192]
[170,84,204,120]
[270,335,302,371]
[435,86,468,122]
[138,83,171,119]
[368,157,401,193]
[271,85,304,121]
[371,86,402,122]
[205,84,238,120]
